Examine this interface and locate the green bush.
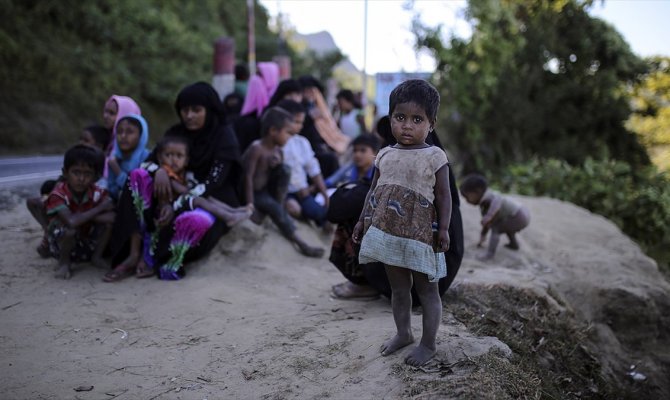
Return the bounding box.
[500,157,670,271]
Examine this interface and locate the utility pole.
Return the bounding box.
[362,0,368,108]
[247,0,256,76]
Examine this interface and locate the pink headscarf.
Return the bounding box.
[103,95,141,178]
[257,62,280,98]
[104,95,142,155]
[240,75,269,117]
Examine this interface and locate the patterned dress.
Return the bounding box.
[359,146,448,282]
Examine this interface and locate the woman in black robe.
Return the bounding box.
[108,82,243,280]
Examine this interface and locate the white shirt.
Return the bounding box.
[282,135,322,193]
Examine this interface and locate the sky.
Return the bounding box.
[258,0,670,75]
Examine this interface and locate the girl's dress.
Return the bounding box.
[359,146,448,282]
[107,114,150,201]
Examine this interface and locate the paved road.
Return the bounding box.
[0,155,62,208]
[0,155,62,185]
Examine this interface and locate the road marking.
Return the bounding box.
[0,170,61,185]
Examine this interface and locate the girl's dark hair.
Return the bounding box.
[460,173,488,194]
[389,79,440,123]
[336,89,361,108]
[117,115,143,133]
[298,75,324,94]
[269,79,302,107]
[260,107,293,137]
[155,136,189,156]
[351,134,380,152]
[63,144,105,175]
[275,99,305,116]
[84,124,111,150]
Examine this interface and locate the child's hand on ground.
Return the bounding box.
[155,203,174,227]
[352,221,364,244]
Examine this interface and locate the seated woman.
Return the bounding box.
[107,82,244,281]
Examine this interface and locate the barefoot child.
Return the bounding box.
[243,106,325,258]
[459,173,530,260]
[276,99,330,229]
[27,125,111,257]
[102,136,251,282]
[156,136,252,226]
[45,145,115,279]
[353,79,451,366]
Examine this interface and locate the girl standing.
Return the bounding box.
[353,80,451,367]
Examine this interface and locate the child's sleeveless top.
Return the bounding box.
[359,146,448,282]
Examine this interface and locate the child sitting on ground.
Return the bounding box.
[275,99,330,227]
[45,144,115,279]
[325,134,379,189]
[156,136,252,226]
[459,173,530,260]
[27,125,111,257]
[242,106,324,257]
[103,136,251,282]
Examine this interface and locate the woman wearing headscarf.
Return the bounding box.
[297,75,350,177]
[234,62,282,153]
[108,82,243,281]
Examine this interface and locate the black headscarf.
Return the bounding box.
[165,82,241,180]
[269,79,302,107]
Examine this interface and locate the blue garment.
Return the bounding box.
[108,114,150,200]
[325,163,374,188]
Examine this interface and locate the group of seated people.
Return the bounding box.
[27,69,407,286]
[28,65,535,310]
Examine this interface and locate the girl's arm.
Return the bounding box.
[352,168,379,244]
[356,112,367,134]
[242,145,260,206]
[107,157,121,175]
[170,179,189,195]
[434,164,452,252]
[57,197,115,229]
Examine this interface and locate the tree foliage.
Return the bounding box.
[414,0,649,174]
[626,57,670,170]
[0,0,284,152]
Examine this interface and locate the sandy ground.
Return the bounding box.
[1,193,669,399]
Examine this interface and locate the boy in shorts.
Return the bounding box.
[46,144,115,279]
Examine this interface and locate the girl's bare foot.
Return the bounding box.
[331,282,379,300]
[293,240,324,258]
[380,334,414,356]
[54,264,72,279]
[225,208,253,227]
[135,259,154,278]
[103,254,138,282]
[405,344,436,366]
